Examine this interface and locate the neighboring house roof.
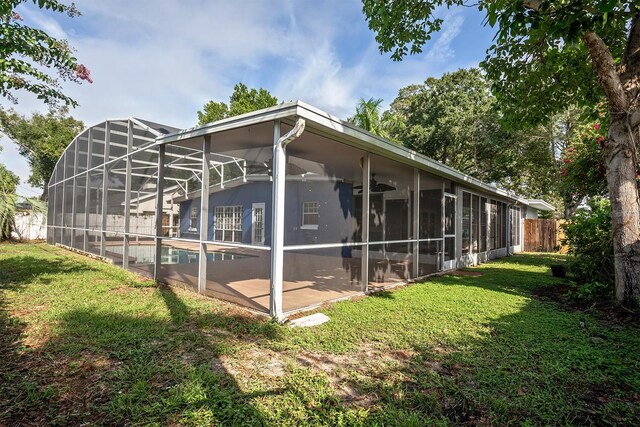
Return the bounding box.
[157,100,548,206]
[522,199,556,211]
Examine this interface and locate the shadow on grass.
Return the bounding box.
[436,253,570,298]
[0,252,99,290]
[354,296,640,425]
[0,247,283,426]
[322,256,640,425]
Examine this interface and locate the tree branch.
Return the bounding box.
[583,31,627,117]
[522,0,542,11]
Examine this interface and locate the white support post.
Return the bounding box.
[198,136,211,294]
[84,128,92,251]
[441,182,445,271]
[100,121,110,256]
[413,168,420,278]
[71,136,79,235]
[154,144,165,280]
[123,120,133,269]
[270,120,285,320]
[361,153,370,292]
[59,155,66,246]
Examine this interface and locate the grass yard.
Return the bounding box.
[1,243,639,426]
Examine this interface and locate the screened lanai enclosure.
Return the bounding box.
[47,102,550,319]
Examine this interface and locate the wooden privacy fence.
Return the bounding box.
[523,219,564,252]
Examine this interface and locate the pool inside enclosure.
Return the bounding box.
[47,102,524,317]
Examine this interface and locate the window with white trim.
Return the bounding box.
[510,206,521,246]
[214,205,243,242]
[302,201,319,229]
[189,207,198,231]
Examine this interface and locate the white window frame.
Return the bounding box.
[189,207,198,231]
[301,201,319,230]
[214,205,243,242]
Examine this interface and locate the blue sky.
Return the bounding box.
[0,0,495,196]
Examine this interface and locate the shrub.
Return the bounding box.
[561,198,614,302]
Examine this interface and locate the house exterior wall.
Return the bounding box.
[178,180,359,247]
[179,181,273,245]
[284,180,358,246]
[525,206,539,219]
[455,185,522,269]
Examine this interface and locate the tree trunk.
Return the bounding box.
[582,29,640,307]
[606,119,640,307]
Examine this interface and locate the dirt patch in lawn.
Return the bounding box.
[448,270,484,277]
[295,343,459,407]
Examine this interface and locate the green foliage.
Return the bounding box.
[562,198,614,301]
[0,164,20,240]
[361,0,465,61]
[348,97,400,141]
[0,163,19,193]
[1,0,89,107]
[560,122,609,203]
[0,165,45,241]
[390,69,514,182]
[197,83,278,125]
[362,0,630,127]
[480,0,629,127]
[0,106,83,196]
[384,68,560,196]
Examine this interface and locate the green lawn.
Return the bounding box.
[1,243,638,426]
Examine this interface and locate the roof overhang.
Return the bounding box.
[156,101,539,203]
[523,199,556,211]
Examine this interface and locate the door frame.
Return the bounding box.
[443,193,457,270]
[251,202,265,245]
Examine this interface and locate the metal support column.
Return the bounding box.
[198,136,211,293]
[70,137,79,244]
[100,121,111,256]
[60,152,66,245]
[506,204,512,255]
[154,144,165,280]
[123,120,133,269]
[361,152,370,292]
[441,182,446,271]
[413,168,420,278]
[270,120,285,320]
[84,128,92,251]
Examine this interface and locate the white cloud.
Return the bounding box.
[2,1,481,196]
[425,12,465,63]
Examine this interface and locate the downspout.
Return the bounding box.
[270,118,306,321]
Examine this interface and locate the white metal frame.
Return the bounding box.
[47,105,537,321]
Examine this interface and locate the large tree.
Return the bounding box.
[1,0,92,107]
[389,68,521,184]
[197,83,278,125]
[0,107,83,199]
[362,0,640,307]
